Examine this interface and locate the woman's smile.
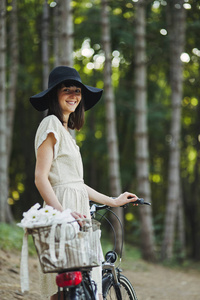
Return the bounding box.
[66,100,78,105]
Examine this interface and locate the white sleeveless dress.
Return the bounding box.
[35,115,102,298]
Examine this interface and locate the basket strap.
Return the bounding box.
[20,229,29,293]
[49,223,59,263]
[57,223,67,263]
[49,223,77,264]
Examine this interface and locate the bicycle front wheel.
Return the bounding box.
[103,274,138,300]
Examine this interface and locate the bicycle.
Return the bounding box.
[55,198,151,300]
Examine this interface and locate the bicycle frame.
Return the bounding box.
[55,201,143,300]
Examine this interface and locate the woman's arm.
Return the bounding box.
[85,184,138,207]
[35,133,88,225]
[35,133,64,212]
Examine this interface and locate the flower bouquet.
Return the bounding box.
[17,203,77,229]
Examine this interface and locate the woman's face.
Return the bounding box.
[57,84,82,115]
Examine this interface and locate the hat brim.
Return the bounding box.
[30,79,103,111]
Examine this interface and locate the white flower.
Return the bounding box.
[22,203,41,218]
[17,203,78,229]
[32,203,41,210]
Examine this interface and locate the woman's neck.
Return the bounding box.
[62,114,70,131]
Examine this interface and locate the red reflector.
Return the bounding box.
[56,271,82,287]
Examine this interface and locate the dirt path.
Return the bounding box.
[0,249,200,300]
[123,264,200,300]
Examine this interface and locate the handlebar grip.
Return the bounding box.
[135,198,150,205]
[128,197,151,206]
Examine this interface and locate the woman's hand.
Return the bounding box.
[85,184,139,208]
[71,211,87,227]
[85,185,139,208]
[113,192,139,207]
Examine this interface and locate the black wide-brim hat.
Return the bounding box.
[30,66,103,111]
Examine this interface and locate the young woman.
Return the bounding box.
[30,66,138,300]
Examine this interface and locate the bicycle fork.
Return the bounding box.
[102,263,122,300]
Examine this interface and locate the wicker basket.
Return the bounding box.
[28,219,101,273]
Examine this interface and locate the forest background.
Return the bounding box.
[0,0,200,264]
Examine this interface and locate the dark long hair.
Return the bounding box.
[47,82,85,130]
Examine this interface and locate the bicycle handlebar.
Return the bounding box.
[90,198,151,215]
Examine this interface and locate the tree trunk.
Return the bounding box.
[42,0,49,90]
[101,0,123,253]
[134,0,156,261]
[6,0,19,223]
[59,0,74,67]
[7,0,19,165]
[42,0,49,117]
[53,3,60,67]
[59,0,75,137]
[161,0,186,261]
[177,179,185,260]
[0,0,9,223]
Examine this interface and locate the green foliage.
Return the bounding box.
[0,223,36,255]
